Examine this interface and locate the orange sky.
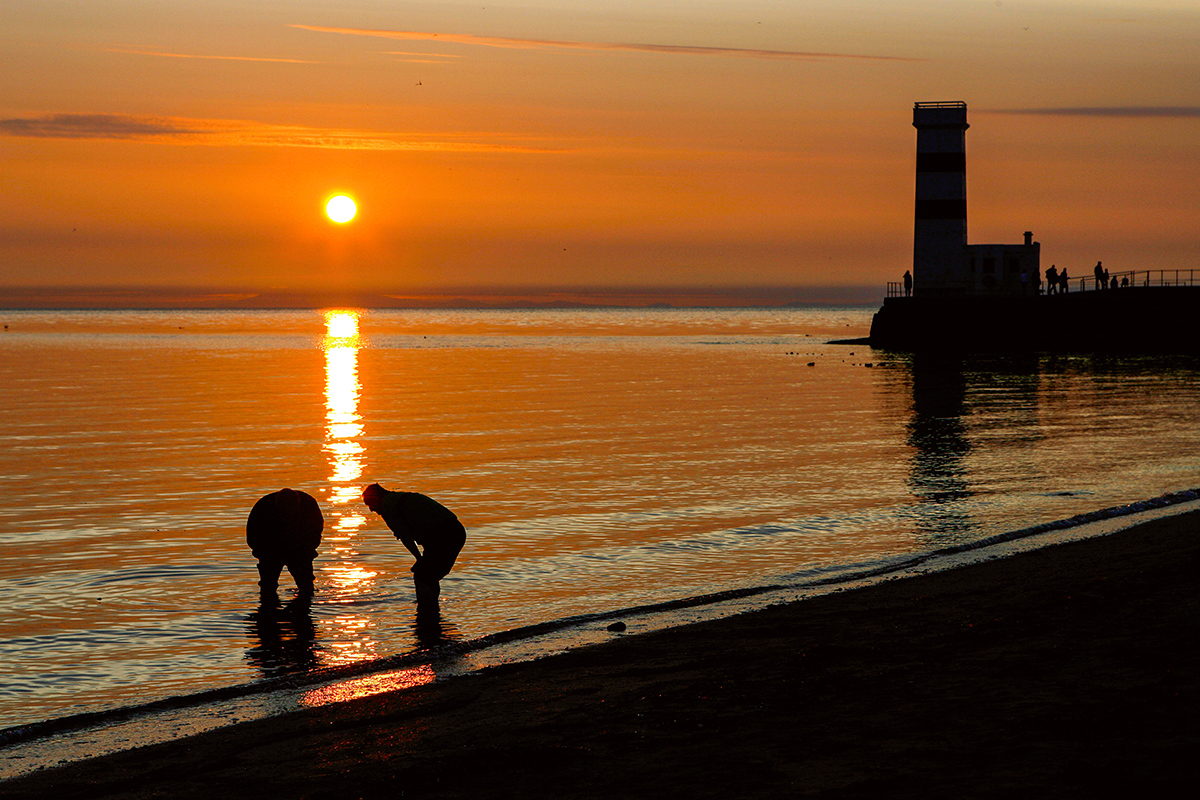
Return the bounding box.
[2,1,1198,306]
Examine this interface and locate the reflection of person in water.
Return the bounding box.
[246,488,323,596]
[362,483,466,605]
[246,594,319,677]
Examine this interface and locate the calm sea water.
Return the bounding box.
[2,306,1199,731]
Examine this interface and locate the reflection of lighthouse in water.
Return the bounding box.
[322,310,375,595]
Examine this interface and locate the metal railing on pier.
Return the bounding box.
[1060,269,1200,294]
[886,269,1198,298]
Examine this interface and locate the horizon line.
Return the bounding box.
[0,285,883,311]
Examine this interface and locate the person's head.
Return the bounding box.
[274,487,300,509]
[362,483,388,512]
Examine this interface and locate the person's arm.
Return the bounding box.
[383,512,423,561]
[399,536,423,562]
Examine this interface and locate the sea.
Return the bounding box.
[3,305,1200,738]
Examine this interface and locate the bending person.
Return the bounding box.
[362,483,466,604]
[246,488,324,596]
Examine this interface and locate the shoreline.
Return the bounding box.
[3,503,1198,797]
[3,490,1197,774]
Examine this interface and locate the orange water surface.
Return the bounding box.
[3,306,1200,730]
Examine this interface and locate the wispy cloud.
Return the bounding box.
[384,50,463,64]
[0,113,198,139]
[383,51,461,59]
[107,48,318,64]
[290,24,921,62]
[992,107,1200,118]
[0,113,559,152]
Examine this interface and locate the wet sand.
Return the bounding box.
[5,510,1199,799]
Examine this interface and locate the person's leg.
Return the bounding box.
[284,558,315,595]
[256,559,284,592]
[421,523,465,581]
[413,574,441,605]
[411,523,464,605]
[411,556,444,603]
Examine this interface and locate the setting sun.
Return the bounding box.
[326,195,357,224]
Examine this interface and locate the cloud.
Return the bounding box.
[384,50,463,64]
[0,113,558,152]
[107,48,318,64]
[0,113,203,139]
[290,24,921,62]
[991,107,1200,118]
[382,51,461,59]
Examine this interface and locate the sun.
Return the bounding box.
[326,195,357,224]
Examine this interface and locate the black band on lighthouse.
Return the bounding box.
[916,152,966,173]
[914,199,967,220]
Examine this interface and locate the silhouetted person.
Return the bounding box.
[362,483,466,605]
[1046,265,1058,295]
[1110,275,1118,290]
[1032,267,1042,295]
[1121,276,1130,288]
[903,270,913,297]
[1059,267,1070,293]
[1094,261,1104,290]
[246,488,323,596]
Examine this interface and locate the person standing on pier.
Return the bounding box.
[1046,265,1059,295]
[1094,261,1105,290]
[903,270,913,297]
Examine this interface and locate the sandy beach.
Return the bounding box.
[5,509,1198,799]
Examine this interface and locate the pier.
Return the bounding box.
[870,286,1200,351]
[868,102,1199,353]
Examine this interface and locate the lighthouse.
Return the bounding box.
[910,101,1038,297]
[912,102,969,295]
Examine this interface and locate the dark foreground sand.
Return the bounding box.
[6,511,1200,799]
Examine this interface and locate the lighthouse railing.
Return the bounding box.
[885,269,1198,298]
[1067,269,1200,293]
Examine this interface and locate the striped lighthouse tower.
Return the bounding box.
[912,101,969,296]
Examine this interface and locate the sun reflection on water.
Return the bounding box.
[300,665,437,707]
[321,310,379,663]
